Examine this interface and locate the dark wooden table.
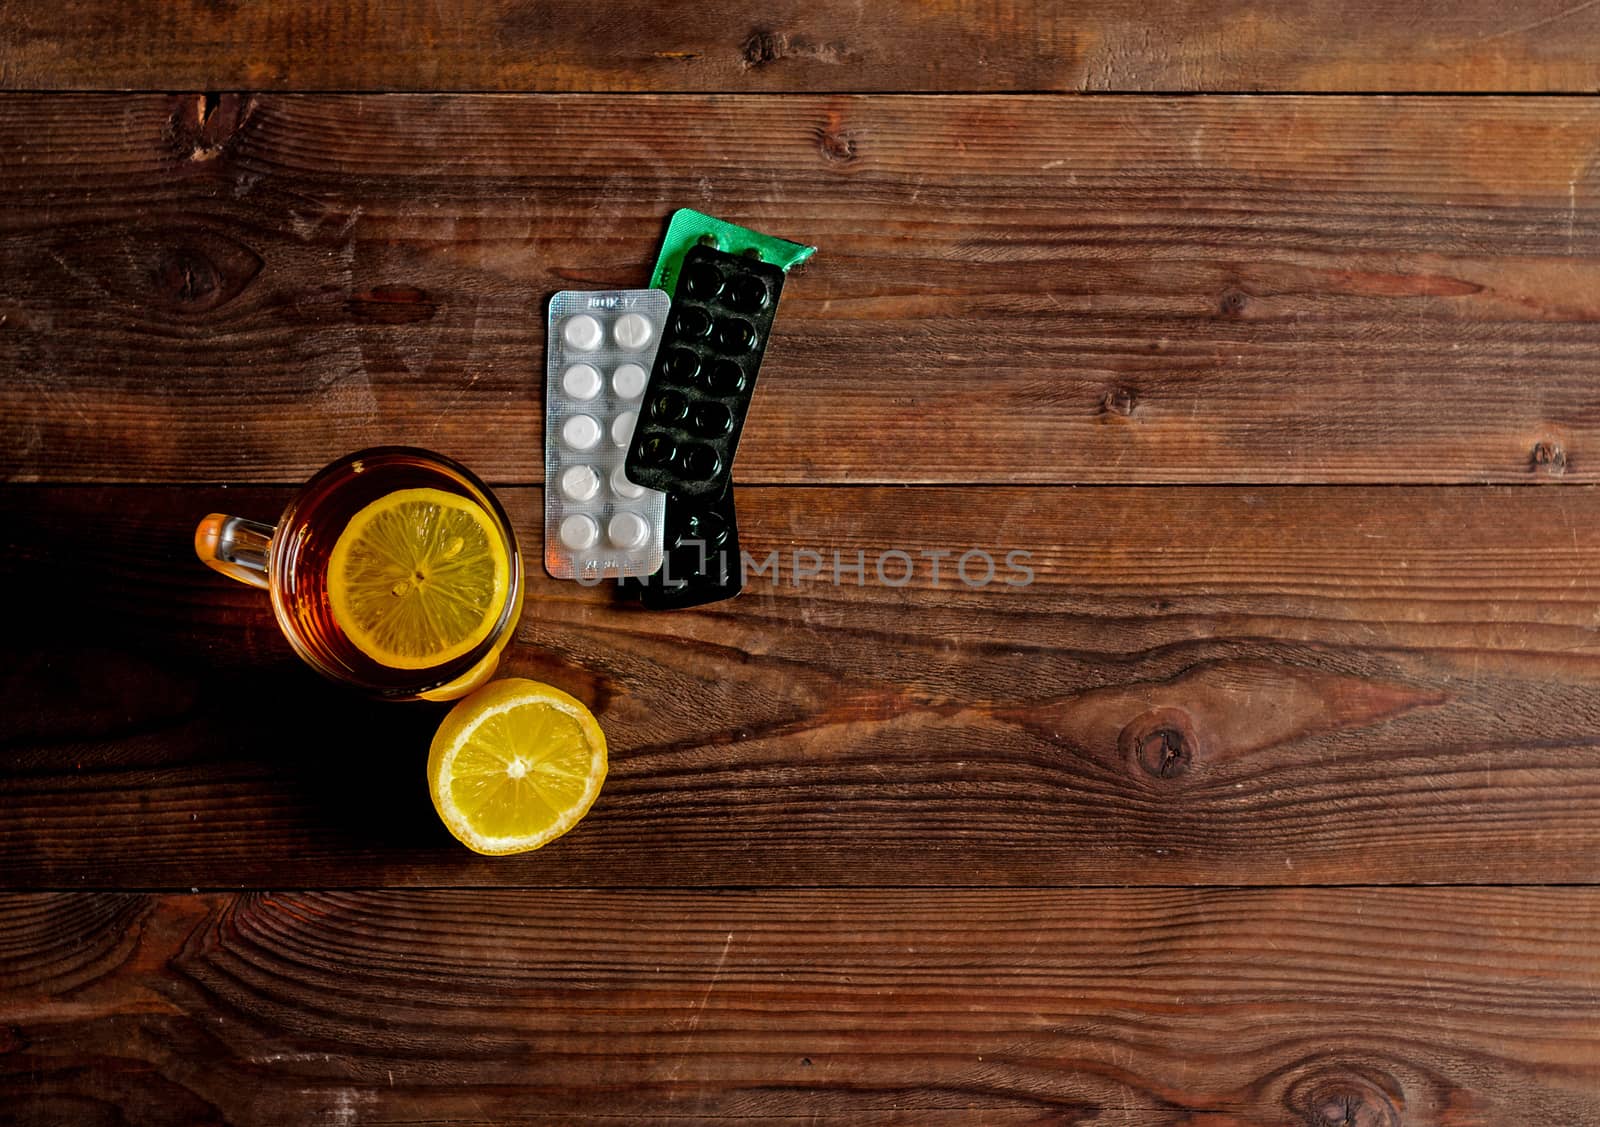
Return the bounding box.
[7,4,1600,1124]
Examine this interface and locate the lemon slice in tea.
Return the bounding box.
[428,678,607,855]
[328,487,510,670]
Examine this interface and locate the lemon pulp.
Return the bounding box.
[428,679,607,855]
[327,487,509,670]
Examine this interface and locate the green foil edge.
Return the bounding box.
[651,209,817,298]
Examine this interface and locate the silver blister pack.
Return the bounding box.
[544,290,670,580]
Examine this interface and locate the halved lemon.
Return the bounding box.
[428,678,608,855]
[328,487,510,670]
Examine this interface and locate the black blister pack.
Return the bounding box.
[623,245,786,499]
[622,484,742,609]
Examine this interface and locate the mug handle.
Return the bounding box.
[195,513,275,590]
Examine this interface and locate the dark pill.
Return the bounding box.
[637,432,677,465]
[704,359,746,395]
[724,276,769,312]
[713,317,756,352]
[671,306,714,340]
[662,347,701,382]
[677,443,721,480]
[691,401,734,438]
[677,508,730,549]
[651,389,691,425]
[681,262,724,300]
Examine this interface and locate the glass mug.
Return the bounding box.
[195,447,524,701]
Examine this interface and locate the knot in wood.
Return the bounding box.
[1288,1072,1402,1127]
[166,92,256,162]
[742,29,782,68]
[1531,440,1567,475]
[1101,385,1139,417]
[141,230,263,315]
[155,246,220,307]
[1219,288,1249,316]
[1120,707,1197,780]
[814,126,858,163]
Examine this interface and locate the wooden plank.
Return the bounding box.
[3,888,1598,1123]
[4,94,1600,486]
[6,1,1600,93]
[7,483,1600,888]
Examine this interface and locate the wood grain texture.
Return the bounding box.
[6,0,1600,93]
[8,483,1600,888]
[4,888,1599,1124]
[5,94,1600,486]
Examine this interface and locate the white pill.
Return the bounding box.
[611,410,639,448]
[610,465,646,500]
[561,414,602,451]
[563,315,604,352]
[561,363,603,401]
[608,511,650,549]
[559,513,599,551]
[560,464,600,502]
[613,312,654,351]
[612,362,648,399]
